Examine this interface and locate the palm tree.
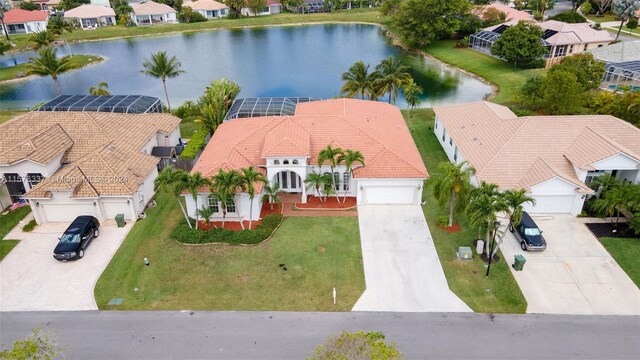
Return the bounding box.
[26,47,73,96]
[197,206,216,228]
[340,61,378,100]
[337,149,365,202]
[211,169,245,229]
[154,166,192,228]
[241,166,267,229]
[30,30,57,50]
[593,184,629,228]
[590,173,619,198]
[177,172,211,230]
[402,78,423,117]
[317,145,344,203]
[47,16,74,55]
[89,81,110,95]
[304,172,333,202]
[141,51,185,111]
[195,78,242,135]
[503,188,536,230]
[262,182,282,211]
[467,182,509,258]
[428,161,476,227]
[374,56,411,104]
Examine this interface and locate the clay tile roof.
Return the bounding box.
[0,112,180,199]
[262,118,310,157]
[64,4,116,19]
[192,99,428,181]
[132,1,177,15]
[182,0,228,11]
[3,9,48,24]
[472,3,535,22]
[539,20,613,45]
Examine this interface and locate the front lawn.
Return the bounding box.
[404,109,527,313]
[421,40,546,106]
[585,13,619,23]
[0,207,31,240]
[0,54,104,83]
[0,240,20,261]
[95,191,364,310]
[599,237,640,288]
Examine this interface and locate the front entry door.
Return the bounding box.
[276,171,301,192]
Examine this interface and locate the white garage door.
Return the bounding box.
[363,186,415,205]
[42,203,97,223]
[530,195,575,213]
[102,201,131,220]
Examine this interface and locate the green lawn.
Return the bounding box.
[404,109,527,313]
[0,207,31,240]
[421,40,547,106]
[0,110,27,124]
[605,26,640,38]
[0,54,104,83]
[585,13,619,23]
[0,240,20,261]
[95,191,364,310]
[599,237,640,288]
[6,9,386,53]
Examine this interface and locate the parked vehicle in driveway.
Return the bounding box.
[53,216,100,261]
[509,211,547,251]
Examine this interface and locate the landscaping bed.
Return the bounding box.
[296,196,357,210]
[585,222,640,239]
[172,213,283,245]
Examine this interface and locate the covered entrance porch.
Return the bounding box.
[272,170,306,203]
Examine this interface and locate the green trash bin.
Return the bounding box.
[513,254,526,271]
[115,214,125,228]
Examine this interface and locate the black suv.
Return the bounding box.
[509,211,547,251]
[53,216,100,261]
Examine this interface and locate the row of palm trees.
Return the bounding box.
[155,165,279,230]
[340,56,423,106]
[429,161,536,257]
[589,174,640,234]
[304,145,365,203]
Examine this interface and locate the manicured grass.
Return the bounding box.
[404,109,527,313]
[0,110,27,124]
[585,13,619,23]
[6,9,386,53]
[421,40,547,105]
[0,207,31,240]
[95,191,364,310]
[599,237,640,288]
[604,26,640,37]
[0,240,20,261]
[0,54,104,82]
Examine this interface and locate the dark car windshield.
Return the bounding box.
[60,234,80,243]
[524,227,541,236]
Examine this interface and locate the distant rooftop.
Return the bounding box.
[589,41,640,63]
[224,97,319,121]
[37,95,162,114]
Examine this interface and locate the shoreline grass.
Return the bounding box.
[0,54,104,83]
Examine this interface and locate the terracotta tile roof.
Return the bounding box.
[193,99,428,181]
[64,4,116,19]
[472,3,535,22]
[0,112,180,198]
[183,0,228,11]
[132,1,177,15]
[262,118,310,157]
[3,9,48,24]
[434,101,640,192]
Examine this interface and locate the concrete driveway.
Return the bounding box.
[353,205,471,312]
[0,219,133,311]
[500,214,640,315]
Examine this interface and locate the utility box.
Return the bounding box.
[513,255,526,271]
[457,246,473,261]
[115,214,126,228]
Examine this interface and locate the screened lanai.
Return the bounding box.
[224,97,318,121]
[37,95,163,113]
[602,61,640,92]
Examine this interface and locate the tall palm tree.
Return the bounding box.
[241,166,267,229]
[304,172,332,202]
[337,149,365,202]
[211,169,245,229]
[141,51,185,111]
[374,56,411,104]
[154,166,192,228]
[340,61,378,100]
[26,47,73,95]
[177,172,211,230]
[503,188,536,230]
[47,16,74,55]
[428,161,476,227]
[468,182,509,257]
[89,81,110,95]
[402,78,423,118]
[317,145,344,203]
[29,30,57,50]
[262,182,282,211]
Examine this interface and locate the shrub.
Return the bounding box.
[549,11,587,23]
[593,22,602,30]
[22,219,37,232]
[180,128,208,159]
[455,36,469,48]
[260,213,283,229]
[627,18,638,29]
[438,215,449,226]
[170,213,283,245]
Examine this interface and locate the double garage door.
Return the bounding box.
[528,195,576,214]
[362,185,417,205]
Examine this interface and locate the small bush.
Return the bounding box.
[171,213,283,245]
[22,219,37,232]
[593,22,602,30]
[549,11,587,23]
[627,18,638,30]
[438,215,449,226]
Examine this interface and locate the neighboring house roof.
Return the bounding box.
[434,101,640,192]
[64,4,116,19]
[485,19,613,46]
[266,0,281,6]
[182,0,228,11]
[589,40,640,62]
[0,112,180,198]
[192,99,428,183]
[132,1,177,15]
[2,9,48,24]
[472,3,535,22]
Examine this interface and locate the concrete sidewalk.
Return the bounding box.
[353,205,471,312]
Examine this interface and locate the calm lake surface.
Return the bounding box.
[0,24,492,109]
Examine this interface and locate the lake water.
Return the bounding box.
[0,24,492,109]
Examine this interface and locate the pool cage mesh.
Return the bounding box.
[224,97,318,121]
[602,61,640,91]
[37,95,163,114]
[469,27,553,59]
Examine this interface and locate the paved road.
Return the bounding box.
[1,311,639,359]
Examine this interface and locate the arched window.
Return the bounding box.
[283,160,289,165]
[274,160,280,165]
[208,195,219,213]
[292,159,299,165]
[333,172,340,191]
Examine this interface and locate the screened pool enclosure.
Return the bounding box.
[224,97,318,121]
[602,61,640,92]
[37,95,163,114]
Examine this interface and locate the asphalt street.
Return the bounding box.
[1,311,639,359]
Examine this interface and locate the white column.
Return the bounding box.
[301,178,307,204]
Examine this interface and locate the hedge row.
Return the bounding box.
[171,213,284,245]
[180,129,208,159]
